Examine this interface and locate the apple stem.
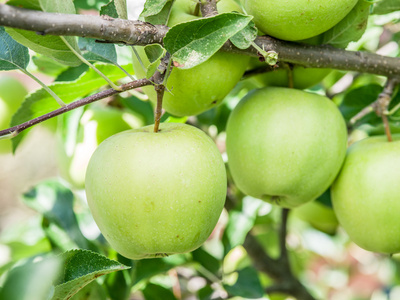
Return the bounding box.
[152,54,171,133]
[153,84,165,133]
[377,78,399,142]
[279,208,290,260]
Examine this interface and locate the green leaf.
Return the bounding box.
[339,84,382,124]
[229,20,258,50]
[5,29,82,66]
[142,283,177,300]
[120,95,154,125]
[73,0,108,10]
[222,196,265,254]
[0,26,30,71]
[321,0,372,48]
[141,0,169,17]
[223,267,264,299]
[55,64,89,82]
[22,179,93,251]
[192,247,221,275]
[315,188,333,208]
[5,0,82,66]
[198,285,214,300]
[134,255,188,285]
[144,44,167,78]
[6,0,41,10]
[11,63,132,151]
[32,54,68,76]
[373,0,400,14]
[114,0,127,19]
[100,1,119,18]
[39,0,76,14]
[52,249,130,300]
[164,12,253,69]
[70,281,107,300]
[104,255,134,300]
[0,256,62,300]
[144,0,174,25]
[79,38,118,64]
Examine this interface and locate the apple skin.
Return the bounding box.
[57,106,143,189]
[226,87,347,208]
[242,0,358,41]
[251,61,332,90]
[132,0,250,117]
[85,123,227,259]
[293,199,338,235]
[0,76,28,154]
[331,135,400,254]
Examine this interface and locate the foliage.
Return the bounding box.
[0,0,399,299]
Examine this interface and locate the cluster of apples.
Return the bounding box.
[80,0,400,258]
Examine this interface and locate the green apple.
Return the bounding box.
[226,87,347,208]
[85,123,227,259]
[293,199,338,235]
[0,76,28,154]
[132,0,250,117]
[252,61,332,90]
[241,0,358,41]
[331,135,400,254]
[57,105,143,189]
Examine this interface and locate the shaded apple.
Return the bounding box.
[57,105,143,189]
[132,0,250,117]
[0,76,28,154]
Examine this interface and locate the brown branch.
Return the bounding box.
[243,209,316,300]
[0,4,168,45]
[0,78,152,138]
[200,0,218,17]
[1,4,400,77]
[236,36,400,77]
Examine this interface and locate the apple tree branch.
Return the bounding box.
[1,4,400,78]
[0,78,152,139]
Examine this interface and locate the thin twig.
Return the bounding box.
[377,78,400,141]
[350,78,400,141]
[0,78,152,138]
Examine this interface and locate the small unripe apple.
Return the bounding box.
[132,0,249,117]
[57,106,143,189]
[332,135,400,254]
[293,198,338,235]
[242,0,358,41]
[226,87,347,208]
[85,123,227,259]
[0,76,28,154]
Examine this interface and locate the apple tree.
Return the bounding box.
[0,0,400,299]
